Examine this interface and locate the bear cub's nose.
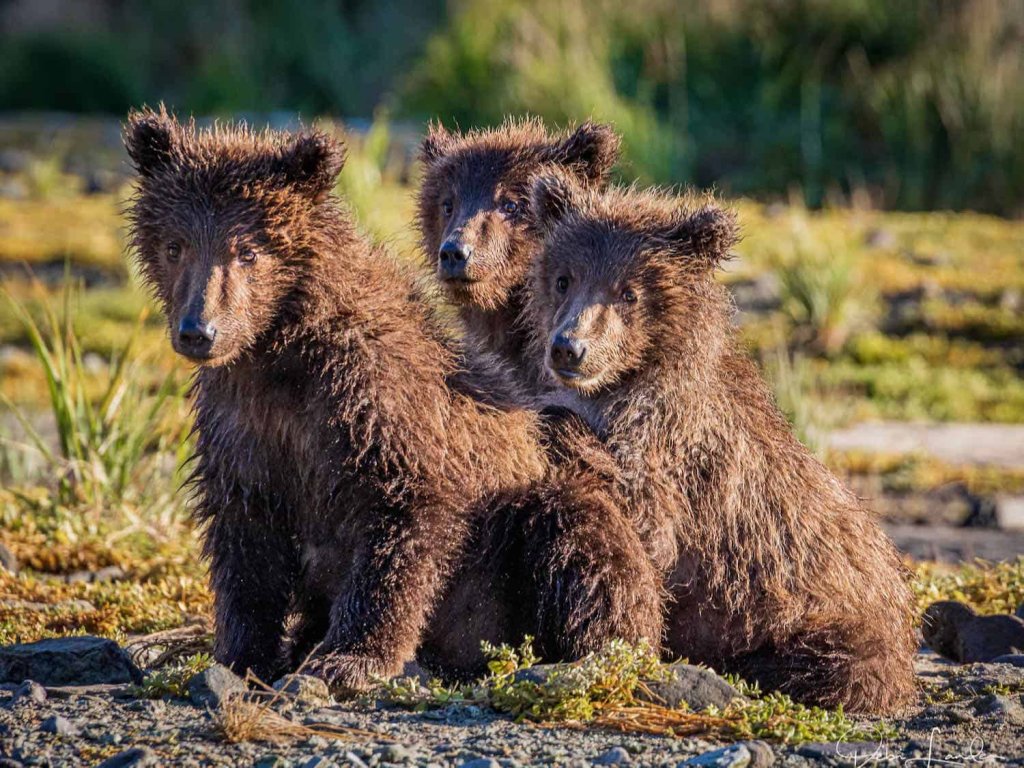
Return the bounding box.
[178,316,216,356]
[550,334,587,371]
[438,240,473,281]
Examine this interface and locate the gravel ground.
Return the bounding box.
[1,652,1021,768]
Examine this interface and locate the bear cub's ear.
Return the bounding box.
[420,122,457,166]
[529,170,584,237]
[124,106,177,178]
[661,202,739,270]
[544,122,620,184]
[277,131,347,200]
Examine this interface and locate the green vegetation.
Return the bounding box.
[1,280,188,508]
[132,652,213,699]
[378,638,896,744]
[912,558,1024,619]
[2,0,1022,213]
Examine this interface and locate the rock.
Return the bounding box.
[512,664,560,686]
[0,598,96,614]
[637,663,743,711]
[679,744,751,768]
[254,756,288,768]
[742,741,775,768]
[39,715,78,737]
[0,542,17,573]
[66,566,126,584]
[922,600,1024,662]
[991,654,1024,667]
[299,758,336,768]
[594,746,631,765]
[344,752,370,768]
[93,566,127,583]
[865,227,897,249]
[972,693,1024,725]
[272,673,331,706]
[460,760,500,768]
[0,149,32,174]
[96,747,159,767]
[0,179,27,200]
[0,636,142,685]
[995,496,1024,531]
[378,744,415,763]
[9,680,47,707]
[187,664,245,708]
[1001,288,1023,314]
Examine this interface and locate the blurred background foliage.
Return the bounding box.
[1,0,1021,214]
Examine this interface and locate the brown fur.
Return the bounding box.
[524,171,918,714]
[124,108,658,691]
[416,118,620,391]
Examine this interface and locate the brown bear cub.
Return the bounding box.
[124,109,660,691]
[417,118,620,390]
[524,171,917,713]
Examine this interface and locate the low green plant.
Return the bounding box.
[770,213,877,356]
[0,278,187,511]
[764,344,829,456]
[131,652,213,699]
[377,638,895,744]
[913,558,1024,618]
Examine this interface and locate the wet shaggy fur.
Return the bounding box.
[524,171,918,714]
[416,118,620,391]
[123,108,659,690]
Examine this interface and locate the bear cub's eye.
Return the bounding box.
[502,200,519,215]
[621,287,638,303]
[166,242,181,263]
[441,200,454,217]
[555,276,570,294]
[238,247,257,265]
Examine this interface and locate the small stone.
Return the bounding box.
[378,744,414,763]
[10,681,47,707]
[973,693,1024,725]
[0,636,142,685]
[39,715,78,737]
[741,741,775,768]
[947,707,975,724]
[594,746,631,765]
[125,699,165,715]
[995,495,1024,531]
[679,744,751,768]
[0,542,17,573]
[96,747,159,767]
[865,227,897,249]
[92,566,126,583]
[460,760,500,768]
[344,753,370,768]
[254,756,288,768]
[299,758,337,768]
[187,664,245,708]
[272,673,331,706]
[512,663,560,686]
[637,663,743,711]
